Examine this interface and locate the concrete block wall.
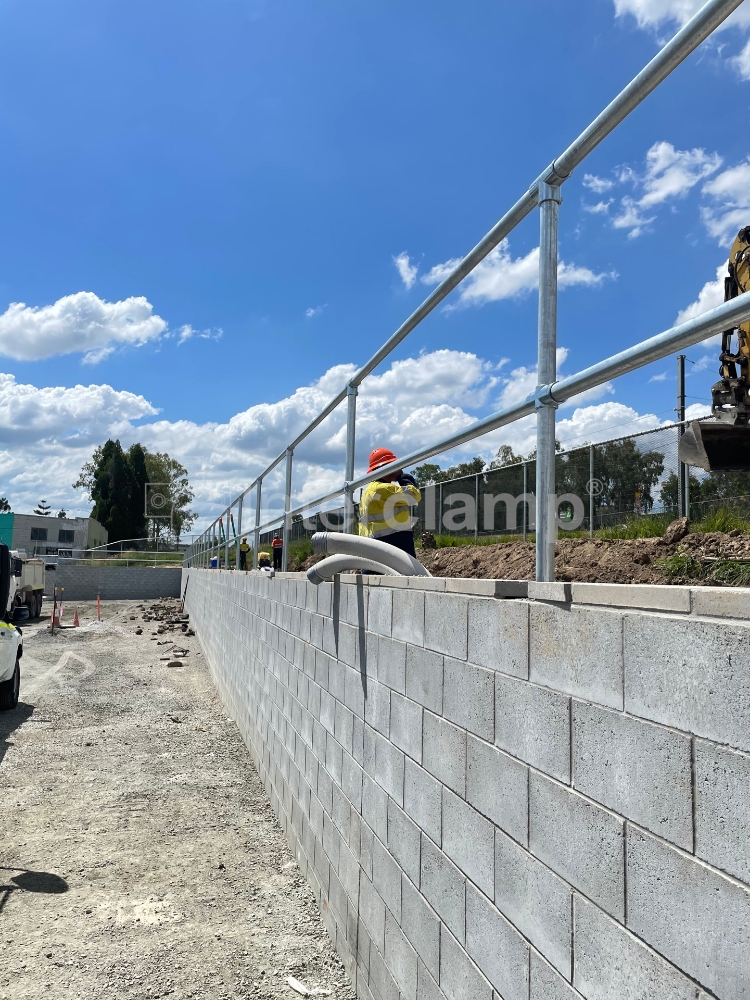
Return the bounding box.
[183,567,750,1000]
[45,564,183,600]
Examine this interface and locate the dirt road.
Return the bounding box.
[0,599,354,1000]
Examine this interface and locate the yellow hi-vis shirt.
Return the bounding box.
[358,480,421,539]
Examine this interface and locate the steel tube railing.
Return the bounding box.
[282,448,294,571]
[184,0,744,572]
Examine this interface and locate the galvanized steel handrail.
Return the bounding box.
[186,0,745,578]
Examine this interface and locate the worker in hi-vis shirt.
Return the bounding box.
[358,448,421,558]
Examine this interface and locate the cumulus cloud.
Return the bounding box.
[701,159,750,244]
[393,252,419,289]
[305,305,326,318]
[175,324,223,344]
[675,262,726,324]
[601,142,723,237]
[649,371,669,382]
[420,240,615,307]
[583,174,614,194]
[583,199,614,215]
[0,292,168,364]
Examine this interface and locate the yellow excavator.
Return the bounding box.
[679,227,750,471]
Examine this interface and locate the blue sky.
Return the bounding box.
[1,0,750,531]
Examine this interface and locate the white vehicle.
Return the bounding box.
[0,544,22,710]
[7,549,45,621]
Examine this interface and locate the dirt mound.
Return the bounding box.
[418,529,750,586]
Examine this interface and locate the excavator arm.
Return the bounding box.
[678,227,750,471]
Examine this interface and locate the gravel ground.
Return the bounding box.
[0,599,354,1000]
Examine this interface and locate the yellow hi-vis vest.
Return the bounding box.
[358,480,421,539]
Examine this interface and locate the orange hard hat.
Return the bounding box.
[368,448,398,474]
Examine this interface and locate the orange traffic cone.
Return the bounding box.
[73,610,80,627]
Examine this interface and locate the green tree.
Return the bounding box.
[593,439,665,516]
[34,499,51,516]
[0,497,10,512]
[90,440,139,542]
[57,509,67,518]
[413,456,486,487]
[143,451,197,542]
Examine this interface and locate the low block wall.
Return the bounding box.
[184,567,750,1000]
[45,564,183,600]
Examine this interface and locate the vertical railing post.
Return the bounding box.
[522,462,527,542]
[474,472,479,542]
[535,181,562,582]
[677,354,687,519]
[589,444,595,538]
[236,495,243,571]
[254,479,262,570]
[344,384,358,534]
[224,509,230,569]
[282,448,294,572]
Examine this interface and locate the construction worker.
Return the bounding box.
[258,550,272,569]
[271,531,283,571]
[358,448,421,558]
[239,536,251,571]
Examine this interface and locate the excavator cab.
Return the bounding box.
[679,227,750,472]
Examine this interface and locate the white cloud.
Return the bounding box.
[420,240,615,307]
[729,37,750,79]
[611,0,750,30]
[175,324,223,344]
[393,252,419,289]
[649,371,668,382]
[597,141,721,238]
[675,262,726,324]
[583,199,614,215]
[583,174,614,194]
[305,305,326,318]
[0,292,168,363]
[701,160,750,244]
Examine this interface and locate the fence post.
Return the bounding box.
[254,479,262,570]
[535,181,562,582]
[474,472,479,542]
[677,354,688,518]
[282,448,294,572]
[589,443,595,537]
[236,495,243,571]
[224,510,230,569]
[439,482,443,536]
[344,384,358,535]
[523,462,527,542]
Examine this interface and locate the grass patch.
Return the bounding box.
[595,514,674,540]
[656,552,702,580]
[707,560,750,586]
[692,508,750,535]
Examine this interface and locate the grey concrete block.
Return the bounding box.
[392,589,425,646]
[369,939,401,1000]
[420,835,466,942]
[467,597,529,679]
[627,826,750,1000]
[369,587,393,637]
[335,702,354,755]
[465,883,529,1000]
[530,604,624,710]
[404,759,442,844]
[338,839,360,905]
[443,657,494,741]
[624,613,750,752]
[406,645,444,715]
[530,773,625,920]
[690,585,750,619]
[417,961,447,1000]
[408,577,446,591]
[344,578,369,629]
[367,726,405,806]
[385,911,418,1000]
[574,894,699,1000]
[573,702,692,850]
[423,711,466,798]
[389,693,423,764]
[377,636,407,694]
[529,954,579,1000]
[447,578,528,598]
[362,773,389,842]
[571,581,690,612]
[401,875,440,979]
[440,923,493,1000]
[373,835,402,921]
[467,736,528,846]
[495,829,571,977]
[529,581,570,603]
[424,593,468,660]
[345,664,366,719]
[442,789,495,897]
[695,739,750,884]
[338,622,361,670]
[364,679,391,737]
[359,872,386,955]
[387,799,421,885]
[495,674,570,783]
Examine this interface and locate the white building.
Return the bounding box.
[0,512,108,557]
